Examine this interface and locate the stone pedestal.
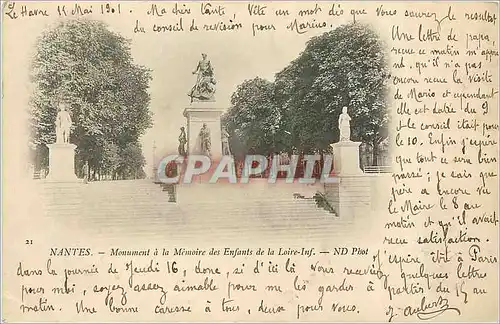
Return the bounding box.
[324,140,368,220]
[46,143,78,182]
[183,101,224,159]
[331,141,363,176]
[152,167,159,183]
[324,176,371,221]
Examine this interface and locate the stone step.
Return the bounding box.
[37,191,311,200]
[41,199,324,209]
[59,218,351,231]
[39,188,162,195]
[328,195,371,202]
[42,189,319,199]
[42,206,335,218]
[43,206,335,219]
[324,186,369,191]
[39,183,320,194]
[326,190,371,196]
[45,218,346,231]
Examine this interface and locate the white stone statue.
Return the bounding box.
[221,128,231,155]
[338,106,351,142]
[199,123,211,156]
[56,103,72,144]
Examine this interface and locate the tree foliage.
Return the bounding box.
[222,77,282,155]
[223,23,390,163]
[29,19,152,178]
[116,143,146,180]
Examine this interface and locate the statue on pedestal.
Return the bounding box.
[199,123,211,156]
[188,53,216,103]
[56,103,72,144]
[46,102,78,181]
[178,126,187,157]
[338,106,351,142]
[221,128,231,155]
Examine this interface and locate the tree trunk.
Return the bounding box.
[372,141,379,166]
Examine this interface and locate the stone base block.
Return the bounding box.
[183,101,224,159]
[324,175,371,220]
[45,143,78,182]
[331,141,363,176]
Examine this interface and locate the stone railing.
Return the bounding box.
[33,170,47,179]
[160,183,177,202]
[363,165,392,174]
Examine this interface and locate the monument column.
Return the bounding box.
[183,53,225,160]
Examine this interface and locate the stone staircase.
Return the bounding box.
[34,179,365,243]
[324,176,372,207]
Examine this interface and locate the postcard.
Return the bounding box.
[2,1,498,322]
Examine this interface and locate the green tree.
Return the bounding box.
[29,19,152,177]
[117,143,146,180]
[222,77,283,156]
[275,22,390,161]
[99,142,120,180]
